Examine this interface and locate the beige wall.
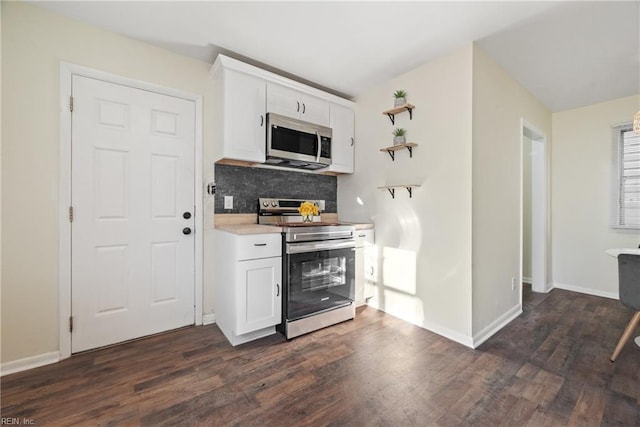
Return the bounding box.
[551,95,640,297]
[1,2,216,363]
[338,45,474,343]
[471,45,551,336]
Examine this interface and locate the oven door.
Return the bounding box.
[285,240,355,321]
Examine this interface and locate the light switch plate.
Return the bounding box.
[224,196,233,209]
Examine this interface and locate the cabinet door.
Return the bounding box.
[235,257,282,335]
[300,93,330,127]
[363,245,377,300]
[224,70,266,163]
[329,104,355,173]
[267,82,330,127]
[267,82,302,119]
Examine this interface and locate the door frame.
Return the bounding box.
[58,62,203,359]
[520,118,551,299]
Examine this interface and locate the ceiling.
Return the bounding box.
[31,1,639,112]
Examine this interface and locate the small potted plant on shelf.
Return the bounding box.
[393,90,407,107]
[393,128,406,145]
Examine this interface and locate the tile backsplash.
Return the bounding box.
[214,164,337,214]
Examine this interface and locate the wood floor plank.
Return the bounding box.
[2,286,639,425]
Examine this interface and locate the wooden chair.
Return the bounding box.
[610,254,640,362]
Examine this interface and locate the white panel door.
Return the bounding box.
[71,75,195,353]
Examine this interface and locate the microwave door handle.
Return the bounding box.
[315,130,321,162]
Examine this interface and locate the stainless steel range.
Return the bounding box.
[258,198,356,339]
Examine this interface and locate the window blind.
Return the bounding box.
[617,127,640,228]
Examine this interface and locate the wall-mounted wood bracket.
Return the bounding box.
[378,184,421,199]
[380,143,418,161]
[382,104,415,125]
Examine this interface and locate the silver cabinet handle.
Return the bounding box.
[296,101,300,112]
[253,243,267,247]
[370,266,374,276]
[351,137,354,146]
[302,103,306,114]
[276,283,280,297]
[315,130,321,163]
[358,234,366,238]
[260,115,264,127]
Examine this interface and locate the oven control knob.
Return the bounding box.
[271,201,278,207]
[263,201,269,207]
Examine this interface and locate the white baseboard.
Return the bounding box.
[522,276,532,284]
[1,351,60,376]
[421,320,474,348]
[368,299,474,348]
[472,304,523,349]
[202,313,216,325]
[552,282,619,300]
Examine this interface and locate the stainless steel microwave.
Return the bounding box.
[264,113,332,170]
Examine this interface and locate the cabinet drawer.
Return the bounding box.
[235,233,282,261]
[355,229,374,248]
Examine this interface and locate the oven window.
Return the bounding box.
[300,257,345,291]
[286,247,355,320]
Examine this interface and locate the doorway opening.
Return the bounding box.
[521,120,550,295]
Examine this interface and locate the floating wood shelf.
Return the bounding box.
[380,143,418,161]
[378,184,421,199]
[382,103,415,125]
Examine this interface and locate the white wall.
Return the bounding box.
[471,46,551,337]
[551,95,640,298]
[338,45,474,344]
[1,2,216,364]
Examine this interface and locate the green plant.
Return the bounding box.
[393,90,407,99]
[393,128,406,137]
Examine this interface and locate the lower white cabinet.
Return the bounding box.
[214,231,282,346]
[355,229,376,306]
[235,257,282,335]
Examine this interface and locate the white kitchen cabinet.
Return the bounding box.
[214,231,282,346]
[212,67,266,163]
[211,55,355,171]
[267,82,330,127]
[329,103,355,174]
[355,229,376,306]
[235,257,282,335]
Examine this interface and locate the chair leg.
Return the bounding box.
[611,311,640,362]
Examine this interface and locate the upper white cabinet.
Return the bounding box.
[211,55,355,173]
[329,103,355,174]
[266,82,330,127]
[212,68,266,164]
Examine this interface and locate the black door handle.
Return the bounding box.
[183,212,191,219]
[183,227,192,235]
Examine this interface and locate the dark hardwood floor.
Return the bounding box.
[1,286,639,426]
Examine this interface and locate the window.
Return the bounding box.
[614,124,640,229]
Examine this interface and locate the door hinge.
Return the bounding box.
[69,96,74,112]
[69,316,74,333]
[69,206,74,222]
